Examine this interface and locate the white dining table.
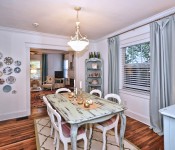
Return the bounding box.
[46,92,126,150]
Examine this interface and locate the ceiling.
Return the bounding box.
[30,48,69,55]
[0,0,175,40]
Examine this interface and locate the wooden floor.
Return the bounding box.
[0,107,164,150]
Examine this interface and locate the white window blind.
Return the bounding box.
[123,42,150,92]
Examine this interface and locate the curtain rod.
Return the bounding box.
[109,12,175,39]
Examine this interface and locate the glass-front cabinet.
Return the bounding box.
[85,58,104,95]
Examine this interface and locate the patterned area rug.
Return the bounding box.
[34,117,139,150]
[31,90,55,108]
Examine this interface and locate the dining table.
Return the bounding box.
[46,91,126,150]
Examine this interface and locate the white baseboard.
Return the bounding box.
[0,110,30,121]
[125,109,150,126]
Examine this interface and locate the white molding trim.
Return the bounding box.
[95,7,175,42]
[25,42,69,51]
[125,109,150,126]
[0,110,29,121]
[0,26,69,40]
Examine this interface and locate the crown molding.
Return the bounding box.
[0,26,70,40]
[95,7,175,43]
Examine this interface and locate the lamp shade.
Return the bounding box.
[68,40,89,51]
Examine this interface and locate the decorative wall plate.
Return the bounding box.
[0,78,5,85]
[14,60,21,66]
[6,76,16,84]
[0,61,3,68]
[14,67,21,73]
[12,90,17,94]
[4,57,13,65]
[3,85,12,93]
[0,52,3,59]
[0,71,3,77]
[3,67,13,75]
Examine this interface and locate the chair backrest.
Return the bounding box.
[48,104,65,140]
[43,96,52,117]
[46,76,55,84]
[55,88,71,94]
[104,93,121,104]
[90,89,102,98]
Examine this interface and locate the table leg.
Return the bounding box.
[119,112,126,150]
[71,124,78,150]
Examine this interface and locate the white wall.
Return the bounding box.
[48,54,63,76]
[0,27,92,121]
[95,25,150,125]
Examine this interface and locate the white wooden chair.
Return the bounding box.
[42,76,55,91]
[48,104,88,150]
[55,88,71,94]
[43,96,54,137]
[90,89,102,98]
[89,94,121,150]
[89,89,102,139]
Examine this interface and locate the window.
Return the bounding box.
[63,60,68,78]
[30,60,41,79]
[123,42,150,92]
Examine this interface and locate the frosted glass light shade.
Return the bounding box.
[68,40,89,51]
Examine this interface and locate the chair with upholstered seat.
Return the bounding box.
[42,76,55,91]
[90,94,121,150]
[55,88,71,94]
[43,96,55,137]
[90,89,102,98]
[48,103,87,150]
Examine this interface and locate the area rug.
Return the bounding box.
[31,90,55,108]
[34,117,140,150]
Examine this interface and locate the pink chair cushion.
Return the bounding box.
[98,116,116,127]
[62,123,85,138]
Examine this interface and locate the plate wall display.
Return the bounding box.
[0,52,3,59]
[0,61,3,68]
[14,67,21,73]
[12,90,17,94]
[6,76,16,84]
[3,66,13,75]
[3,85,12,93]
[0,71,3,77]
[14,60,21,66]
[4,57,13,65]
[0,78,5,85]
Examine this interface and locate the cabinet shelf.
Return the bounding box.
[85,58,104,95]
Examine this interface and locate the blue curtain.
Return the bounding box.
[42,54,48,83]
[150,15,175,135]
[108,36,120,95]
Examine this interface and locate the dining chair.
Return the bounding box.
[48,104,88,150]
[90,93,121,150]
[55,88,71,94]
[43,96,54,137]
[89,89,102,139]
[90,89,102,98]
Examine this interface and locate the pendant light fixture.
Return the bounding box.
[68,7,89,51]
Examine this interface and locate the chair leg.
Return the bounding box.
[89,123,93,139]
[53,130,57,145]
[84,136,88,150]
[56,133,60,150]
[102,131,107,150]
[50,124,54,137]
[114,126,119,145]
[63,142,68,150]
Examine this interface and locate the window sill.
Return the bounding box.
[119,88,150,100]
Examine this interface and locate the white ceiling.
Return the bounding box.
[0,0,175,40]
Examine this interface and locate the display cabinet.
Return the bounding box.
[85,58,104,95]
